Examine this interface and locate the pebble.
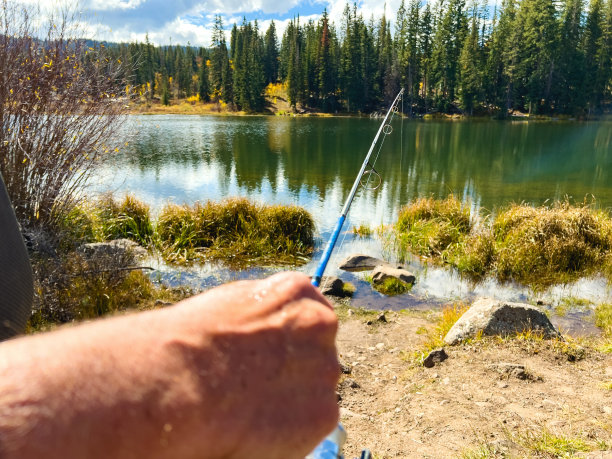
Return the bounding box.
[376,342,385,350]
[603,406,612,415]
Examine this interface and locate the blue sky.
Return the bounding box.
[26,0,401,46]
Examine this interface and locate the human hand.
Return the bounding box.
[0,271,339,459]
[167,271,340,458]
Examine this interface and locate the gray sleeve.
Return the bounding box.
[0,173,33,341]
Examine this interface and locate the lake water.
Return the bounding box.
[92,115,612,329]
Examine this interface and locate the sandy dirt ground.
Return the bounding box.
[333,308,612,459]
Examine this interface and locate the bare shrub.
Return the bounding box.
[0,0,127,231]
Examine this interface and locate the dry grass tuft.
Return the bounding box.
[157,197,315,266]
[493,202,612,285]
[58,194,153,249]
[394,197,612,288]
[395,195,472,262]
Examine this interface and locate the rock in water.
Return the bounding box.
[339,254,389,272]
[320,276,352,297]
[444,298,561,345]
[371,265,416,285]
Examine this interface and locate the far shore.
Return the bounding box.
[126,100,611,121]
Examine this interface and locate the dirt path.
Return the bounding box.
[334,309,612,458]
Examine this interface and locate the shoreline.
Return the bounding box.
[126,101,612,121]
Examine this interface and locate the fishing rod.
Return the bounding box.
[311,87,404,289]
[308,88,404,459]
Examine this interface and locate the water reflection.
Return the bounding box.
[99,116,612,230]
[94,115,612,321]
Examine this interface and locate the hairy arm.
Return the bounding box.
[0,272,339,459]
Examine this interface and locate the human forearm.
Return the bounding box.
[0,272,339,459]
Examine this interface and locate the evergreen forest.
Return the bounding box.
[105,0,612,116]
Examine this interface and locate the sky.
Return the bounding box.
[23,0,405,47]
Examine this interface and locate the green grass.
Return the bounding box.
[58,194,154,248]
[156,198,315,267]
[393,197,612,288]
[512,428,591,457]
[27,249,172,332]
[395,195,471,263]
[352,224,373,237]
[58,195,315,268]
[595,303,612,353]
[408,303,470,365]
[364,274,412,296]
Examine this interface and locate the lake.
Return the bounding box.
[92,115,612,327]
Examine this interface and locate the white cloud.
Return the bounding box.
[13,0,422,47]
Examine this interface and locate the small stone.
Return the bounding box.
[395,407,401,413]
[423,348,448,368]
[377,313,387,323]
[339,359,352,375]
[442,377,450,385]
[368,346,376,351]
[603,406,612,415]
[375,342,385,350]
[497,381,509,389]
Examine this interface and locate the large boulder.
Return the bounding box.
[444,298,561,345]
[339,254,389,272]
[371,265,416,286]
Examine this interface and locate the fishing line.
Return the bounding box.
[400,92,404,175]
[321,103,403,289]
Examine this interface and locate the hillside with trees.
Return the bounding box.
[107,0,612,117]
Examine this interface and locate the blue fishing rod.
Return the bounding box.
[311,87,404,289]
[308,88,404,459]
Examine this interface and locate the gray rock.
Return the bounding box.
[377,312,387,323]
[423,348,448,368]
[371,265,416,286]
[320,276,351,297]
[444,298,561,345]
[80,239,147,260]
[339,254,389,272]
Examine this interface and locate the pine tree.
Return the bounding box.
[583,0,604,112]
[431,0,468,110]
[199,50,210,102]
[210,15,231,102]
[459,3,483,114]
[419,3,434,108]
[557,0,586,113]
[264,21,280,83]
[317,10,337,111]
[513,0,558,113]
